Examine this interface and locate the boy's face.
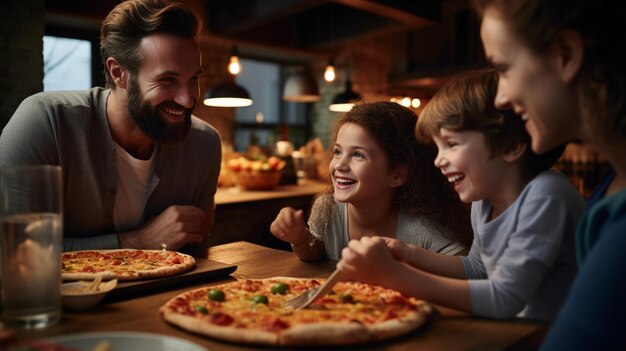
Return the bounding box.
[432,128,509,203]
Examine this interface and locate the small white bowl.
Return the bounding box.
[61,279,117,311]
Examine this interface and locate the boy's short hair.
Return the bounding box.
[415,68,564,176]
[415,69,527,156]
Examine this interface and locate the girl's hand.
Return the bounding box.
[337,236,400,286]
[270,207,307,245]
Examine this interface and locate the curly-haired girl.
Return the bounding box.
[270,101,472,261]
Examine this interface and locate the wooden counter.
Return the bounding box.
[210,181,328,249]
[215,181,328,205]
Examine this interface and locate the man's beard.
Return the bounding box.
[127,77,193,144]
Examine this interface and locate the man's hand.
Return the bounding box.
[118,205,208,250]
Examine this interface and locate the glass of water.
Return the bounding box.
[0,165,63,328]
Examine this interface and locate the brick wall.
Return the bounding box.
[310,37,394,148]
[183,0,237,149]
[194,37,236,148]
[1,0,44,129]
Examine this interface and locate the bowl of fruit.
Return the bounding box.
[227,156,286,190]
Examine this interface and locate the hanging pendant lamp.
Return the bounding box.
[203,80,253,107]
[329,79,361,112]
[283,66,320,103]
[203,44,253,108]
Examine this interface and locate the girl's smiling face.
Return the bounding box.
[330,123,402,205]
[432,128,509,203]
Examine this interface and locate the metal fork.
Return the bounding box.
[282,269,343,309]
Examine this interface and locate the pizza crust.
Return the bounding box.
[367,301,432,339]
[280,301,432,345]
[279,321,371,345]
[161,312,278,345]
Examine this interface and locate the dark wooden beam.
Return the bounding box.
[208,0,331,35]
[332,0,436,27]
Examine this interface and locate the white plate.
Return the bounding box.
[45,331,208,351]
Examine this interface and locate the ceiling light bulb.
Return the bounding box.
[324,65,336,82]
[401,97,411,107]
[411,98,421,108]
[228,55,241,75]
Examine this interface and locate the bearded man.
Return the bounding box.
[0,0,221,252]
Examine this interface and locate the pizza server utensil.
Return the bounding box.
[282,269,343,310]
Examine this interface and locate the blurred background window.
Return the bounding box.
[234,58,311,153]
[43,36,92,91]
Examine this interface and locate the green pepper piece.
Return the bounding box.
[251,294,269,305]
[195,306,208,314]
[208,289,225,302]
[271,282,289,295]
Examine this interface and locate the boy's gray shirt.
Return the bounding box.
[461,170,584,321]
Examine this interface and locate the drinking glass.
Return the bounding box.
[0,165,63,328]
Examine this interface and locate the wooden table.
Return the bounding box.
[14,241,546,350]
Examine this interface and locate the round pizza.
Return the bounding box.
[160,277,432,346]
[61,249,196,281]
